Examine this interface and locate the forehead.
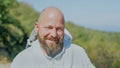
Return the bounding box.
[39,10,64,27]
[39,19,64,29]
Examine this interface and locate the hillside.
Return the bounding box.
[65,22,120,68]
[9,2,40,36]
[0,1,120,68]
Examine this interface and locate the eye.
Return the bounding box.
[57,28,64,32]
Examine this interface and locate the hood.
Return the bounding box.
[26,28,72,48]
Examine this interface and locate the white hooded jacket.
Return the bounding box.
[10,29,95,68]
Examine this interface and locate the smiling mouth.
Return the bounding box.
[47,38,59,43]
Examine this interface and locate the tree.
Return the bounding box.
[0,0,27,60]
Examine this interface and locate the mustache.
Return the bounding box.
[46,37,59,42]
[46,36,63,44]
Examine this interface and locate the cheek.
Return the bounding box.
[38,30,50,38]
[57,31,64,38]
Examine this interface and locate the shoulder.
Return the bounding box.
[69,44,85,52]
[10,40,42,68]
[68,43,89,58]
[12,47,32,60]
[15,46,33,59]
[10,47,34,68]
[12,40,39,61]
[68,44,96,68]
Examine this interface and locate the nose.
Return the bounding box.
[51,29,57,38]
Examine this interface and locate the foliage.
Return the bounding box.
[0,0,27,60]
[9,2,40,36]
[0,1,120,68]
[65,22,120,68]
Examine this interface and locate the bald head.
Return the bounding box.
[38,7,64,24]
[35,7,65,56]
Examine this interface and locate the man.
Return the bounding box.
[11,7,95,68]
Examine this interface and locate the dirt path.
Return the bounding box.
[0,63,10,68]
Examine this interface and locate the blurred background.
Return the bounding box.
[0,0,120,68]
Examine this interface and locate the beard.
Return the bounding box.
[37,32,63,57]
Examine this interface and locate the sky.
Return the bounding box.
[18,0,120,32]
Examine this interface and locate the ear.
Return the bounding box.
[34,22,39,32]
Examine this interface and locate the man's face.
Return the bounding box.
[36,12,64,51]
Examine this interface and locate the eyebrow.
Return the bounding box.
[45,25,63,28]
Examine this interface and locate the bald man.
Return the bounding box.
[10,7,95,68]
